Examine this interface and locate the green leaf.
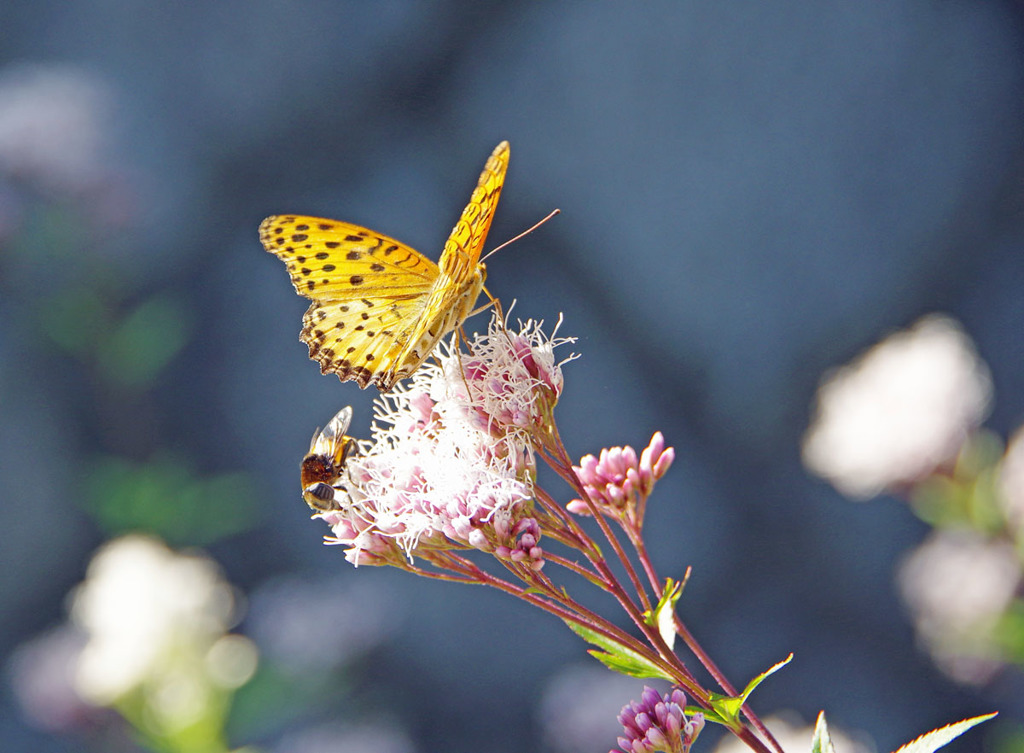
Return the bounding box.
[993,599,1024,662]
[696,654,792,729]
[86,454,264,546]
[39,287,111,357]
[892,713,997,753]
[910,431,1005,533]
[811,712,836,753]
[564,620,673,681]
[644,577,685,651]
[97,294,192,388]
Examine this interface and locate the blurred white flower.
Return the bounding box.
[247,577,397,674]
[997,426,1024,535]
[273,720,416,753]
[206,633,259,689]
[7,625,94,732]
[710,713,872,753]
[802,315,992,499]
[0,63,113,195]
[537,663,650,753]
[898,530,1021,685]
[69,535,241,706]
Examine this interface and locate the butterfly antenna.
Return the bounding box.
[481,208,560,263]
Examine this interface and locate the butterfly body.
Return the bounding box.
[261,141,509,391]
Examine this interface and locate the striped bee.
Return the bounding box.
[300,406,355,512]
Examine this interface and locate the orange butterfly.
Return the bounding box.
[260,141,509,391]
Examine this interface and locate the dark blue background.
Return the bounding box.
[2,2,1023,752]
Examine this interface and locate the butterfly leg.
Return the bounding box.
[468,285,499,319]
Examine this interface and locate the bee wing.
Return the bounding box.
[310,406,353,456]
[323,406,353,438]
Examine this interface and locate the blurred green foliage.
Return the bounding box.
[87,455,263,546]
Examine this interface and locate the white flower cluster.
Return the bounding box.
[802,315,992,499]
[898,531,1022,685]
[71,535,257,724]
[0,63,113,194]
[320,313,573,567]
[10,535,258,734]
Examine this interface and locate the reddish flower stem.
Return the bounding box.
[538,430,782,753]
[631,522,783,753]
[624,524,662,593]
[538,432,653,614]
[435,549,711,705]
[534,496,712,705]
[540,551,611,590]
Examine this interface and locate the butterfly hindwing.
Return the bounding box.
[299,284,428,388]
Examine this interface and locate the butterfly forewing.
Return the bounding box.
[261,141,510,391]
[259,218,438,299]
[384,142,509,387]
[439,140,509,276]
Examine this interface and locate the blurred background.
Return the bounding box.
[2,2,1023,753]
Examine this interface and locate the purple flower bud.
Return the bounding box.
[467,529,488,549]
[615,687,702,753]
[641,686,662,706]
[570,434,674,528]
[653,448,674,479]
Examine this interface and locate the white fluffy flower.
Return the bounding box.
[70,535,238,705]
[710,713,871,753]
[802,315,992,499]
[0,63,112,194]
[321,313,574,568]
[898,530,1021,684]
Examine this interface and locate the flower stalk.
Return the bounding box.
[304,313,780,753]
